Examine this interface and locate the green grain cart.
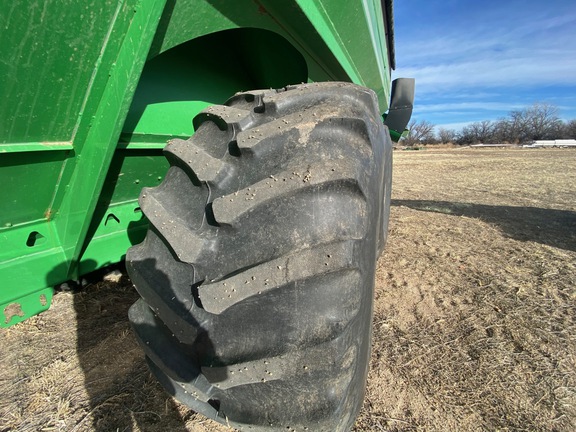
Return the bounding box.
[1,0,413,430]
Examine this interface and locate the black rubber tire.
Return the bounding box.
[127,82,393,431]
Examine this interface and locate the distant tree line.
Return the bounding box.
[402,103,576,145]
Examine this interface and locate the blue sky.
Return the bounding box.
[392,0,576,131]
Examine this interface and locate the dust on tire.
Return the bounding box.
[127,82,393,431]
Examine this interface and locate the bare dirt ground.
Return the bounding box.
[2,148,575,431]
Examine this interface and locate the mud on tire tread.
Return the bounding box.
[127,82,393,431]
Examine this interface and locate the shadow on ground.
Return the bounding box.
[71,266,190,432]
[392,199,576,252]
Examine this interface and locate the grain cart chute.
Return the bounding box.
[0,0,413,430]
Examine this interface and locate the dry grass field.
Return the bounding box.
[1,148,575,431]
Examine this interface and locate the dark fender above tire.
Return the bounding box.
[126,82,393,431]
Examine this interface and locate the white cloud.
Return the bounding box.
[395,55,576,95]
[414,102,527,114]
[391,1,576,125]
[393,7,576,95]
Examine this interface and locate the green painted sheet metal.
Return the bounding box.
[0,142,74,153]
[0,0,394,326]
[0,0,167,327]
[292,0,392,109]
[1,288,54,328]
[1,151,68,228]
[122,27,309,144]
[79,150,168,273]
[121,0,393,145]
[148,0,392,111]
[0,221,64,327]
[1,1,124,144]
[79,202,149,274]
[53,0,167,282]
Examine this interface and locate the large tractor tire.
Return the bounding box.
[127,82,393,431]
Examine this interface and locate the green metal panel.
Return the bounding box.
[122,28,309,144]
[1,221,65,326]
[79,150,169,273]
[0,0,394,326]
[1,1,124,144]
[291,0,392,108]
[53,0,168,277]
[0,152,68,227]
[1,0,167,327]
[148,0,392,110]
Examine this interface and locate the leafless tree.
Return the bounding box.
[472,120,495,143]
[485,103,563,143]
[403,120,435,145]
[498,111,525,143]
[410,103,571,146]
[522,103,563,141]
[457,120,495,144]
[563,119,576,139]
[437,127,457,144]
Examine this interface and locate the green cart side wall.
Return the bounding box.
[0,0,393,327]
[0,0,168,327]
